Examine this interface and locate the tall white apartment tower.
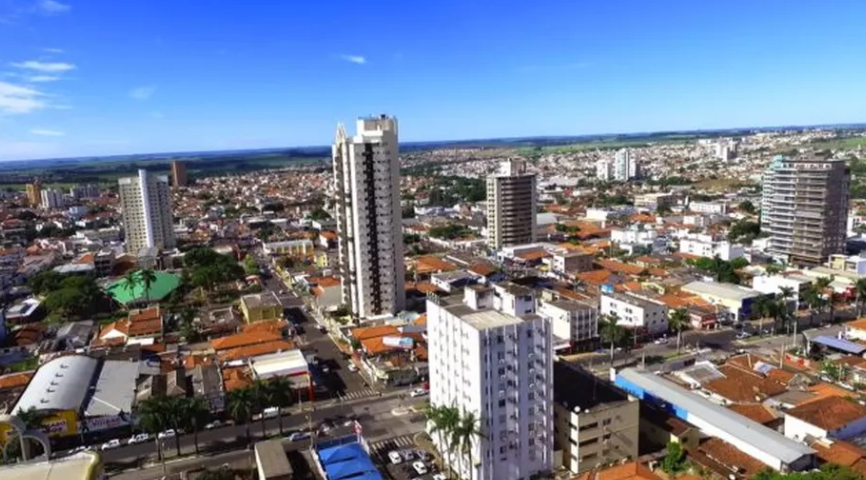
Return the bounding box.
[761,155,849,265]
[333,115,406,319]
[118,169,176,254]
[613,148,639,181]
[596,158,613,182]
[487,159,537,250]
[427,283,554,480]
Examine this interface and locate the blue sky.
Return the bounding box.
[1,0,865,161]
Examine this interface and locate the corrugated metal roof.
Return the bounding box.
[618,368,814,464]
[14,355,98,413]
[85,360,139,417]
[812,336,866,355]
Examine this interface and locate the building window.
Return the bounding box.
[579,422,598,431]
[579,438,598,447]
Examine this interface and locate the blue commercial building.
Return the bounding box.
[314,434,385,480]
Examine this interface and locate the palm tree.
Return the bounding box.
[765,264,782,276]
[752,296,772,335]
[856,278,866,317]
[668,308,689,353]
[228,388,256,447]
[252,379,273,437]
[802,286,824,327]
[140,268,157,305]
[122,270,139,305]
[600,313,624,365]
[456,410,484,480]
[161,396,184,457]
[267,377,294,435]
[426,405,460,478]
[179,397,210,455]
[815,276,835,323]
[136,397,170,464]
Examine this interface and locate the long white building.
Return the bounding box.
[487,159,537,250]
[118,169,175,254]
[614,148,639,181]
[427,284,553,480]
[332,115,405,319]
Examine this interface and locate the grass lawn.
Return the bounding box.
[809,136,866,151]
[8,356,39,372]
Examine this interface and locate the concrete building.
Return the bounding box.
[681,281,763,322]
[596,159,613,182]
[688,201,728,215]
[761,156,849,265]
[333,115,405,319]
[828,253,866,276]
[600,292,669,336]
[538,298,598,352]
[240,291,283,323]
[615,368,814,472]
[614,149,639,181]
[40,189,64,210]
[427,286,553,480]
[751,272,812,298]
[634,192,673,211]
[170,160,188,187]
[551,251,593,276]
[118,169,176,254]
[69,184,100,200]
[679,234,744,261]
[25,180,42,207]
[553,361,639,474]
[487,159,537,250]
[784,396,866,442]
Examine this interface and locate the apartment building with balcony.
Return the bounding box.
[761,156,849,266]
[427,285,553,480]
[332,115,406,319]
[553,361,639,474]
[538,298,598,352]
[487,159,537,250]
[118,169,176,254]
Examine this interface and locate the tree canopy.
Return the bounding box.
[43,274,106,319]
[184,247,244,291]
[751,463,863,480]
[428,224,472,240]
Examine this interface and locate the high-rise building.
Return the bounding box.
[332,115,405,319]
[613,148,639,181]
[170,160,188,187]
[427,283,553,480]
[487,159,537,250]
[70,184,101,200]
[40,189,64,210]
[25,179,42,207]
[595,158,613,182]
[118,169,176,254]
[761,155,849,265]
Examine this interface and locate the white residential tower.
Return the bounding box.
[118,169,176,254]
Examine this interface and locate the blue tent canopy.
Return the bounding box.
[319,443,367,465]
[812,335,866,355]
[325,456,378,480]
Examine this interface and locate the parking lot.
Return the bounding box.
[375,442,443,480]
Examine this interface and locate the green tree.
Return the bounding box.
[228,388,256,447]
[179,397,210,456]
[252,379,273,437]
[738,200,756,215]
[815,276,835,323]
[661,441,685,474]
[267,377,294,435]
[136,397,170,464]
[426,405,460,478]
[197,467,236,480]
[802,286,824,327]
[122,270,139,300]
[855,277,866,318]
[243,255,259,276]
[600,313,625,365]
[140,269,157,305]
[668,308,689,353]
[456,410,484,480]
[27,270,63,296]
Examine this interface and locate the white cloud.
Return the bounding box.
[36,0,71,15]
[27,75,60,82]
[0,81,47,114]
[44,48,65,54]
[130,85,157,100]
[11,60,77,72]
[339,54,366,65]
[30,128,65,136]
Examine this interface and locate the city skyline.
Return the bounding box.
[2,0,866,161]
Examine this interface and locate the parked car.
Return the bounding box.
[416,449,431,462]
[317,325,327,333]
[388,450,403,464]
[128,433,150,444]
[412,461,428,475]
[157,429,177,439]
[736,331,751,339]
[400,449,415,461]
[348,363,358,372]
[204,421,223,430]
[100,439,121,451]
[286,431,310,442]
[410,388,429,398]
[433,474,447,480]
[653,336,668,345]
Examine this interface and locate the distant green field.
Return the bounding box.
[518,135,697,156]
[809,136,866,151]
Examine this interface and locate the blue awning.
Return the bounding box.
[812,336,866,355]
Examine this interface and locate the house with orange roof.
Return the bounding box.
[309,276,342,311]
[210,330,283,351]
[785,395,866,441]
[410,255,458,276]
[845,317,866,341]
[217,339,295,363]
[570,461,661,480]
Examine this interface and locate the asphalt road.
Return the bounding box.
[107,393,427,480]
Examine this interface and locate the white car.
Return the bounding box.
[100,439,121,451]
[736,331,751,339]
[348,363,358,373]
[653,337,668,345]
[388,450,403,464]
[433,474,447,480]
[204,421,223,430]
[286,431,310,442]
[128,433,150,444]
[412,461,428,475]
[157,429,177,439]
[410,388,429,398]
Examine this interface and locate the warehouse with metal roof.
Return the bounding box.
[615,368,815,472]
[13,355,98,414]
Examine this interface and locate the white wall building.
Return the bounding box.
[118,169,176,254]
[688,201,728,215]
[487,159,537,250]
[678,234,744,261]
[600,293,668,335]
[596,158,613,182]
[784,396,866,442]
[751,273,811,297]
[538,299,598,351]
[40,189,64,209]
[332,115,405,319]
[427,286,554,480]
[611,225,658,247]
[613,148,639,181]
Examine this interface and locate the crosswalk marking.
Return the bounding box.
[368,435,416,463]
[340,388,379,401]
